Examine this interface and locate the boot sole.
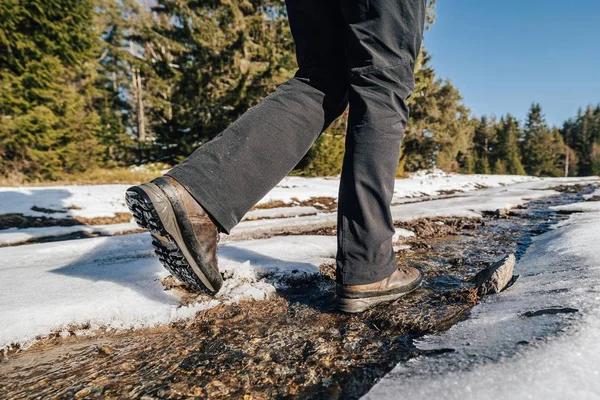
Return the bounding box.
[337,274,422,313]
[125,183,217,294]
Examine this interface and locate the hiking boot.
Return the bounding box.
[336,266,422,313]
[125,176,223,294]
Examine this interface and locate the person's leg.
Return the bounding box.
[166,0,348,234]
[127,0,348,294]
[336,0,426,285]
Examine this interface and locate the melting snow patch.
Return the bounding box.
[392,228,415,242]
[0,185,131,219]
[551,201,600,213]
[243,206,320,220]
[365,210,600,400]
[0,222,140,246]
[0,173,540,221]
[0,234,336,351]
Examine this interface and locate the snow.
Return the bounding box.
[0,222,141,246]
[0,206,321,246]
[1,174,598,352]
[261,172,538,205]
[0,233,335,351]
[228,178,596,240]
[551,201,600,213]
[392,171,534,201]
[583,187,600,200]
[393,228,415,242]
[0,185,131,219]
[1,177,591,246]
[0,171,541,220]
[365,206,600,399]
[242,205,320,220]
[0,173,593,246]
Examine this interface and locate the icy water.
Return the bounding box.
[0,185,596,400]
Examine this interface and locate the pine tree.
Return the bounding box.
[522,104,564,176]
[576,108,593,176]
[549,128,567,176]
[592,105,600,175]
[146,0,296,163]
[472,116,494,174]
[0,0,105,180]
[493,114,526,175]
[400,50,474,174]
[561,118,578,176]
[94,0,143,164]
[566,106,600,176]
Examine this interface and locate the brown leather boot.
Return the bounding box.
[336,266,422,313]
[125,176,223,294]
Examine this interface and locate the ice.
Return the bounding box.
[0,234,336,351]
[583,187,600,200]
[551,201,600,213]
[364,209,600,400]
[0,222,140,246]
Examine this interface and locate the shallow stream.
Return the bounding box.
[0,184,596,399]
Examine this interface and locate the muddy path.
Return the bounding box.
[0,185,595,400]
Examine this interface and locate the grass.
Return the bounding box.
[0,165,169,187]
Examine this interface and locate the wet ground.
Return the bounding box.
[0,184,596,400]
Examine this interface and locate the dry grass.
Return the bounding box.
[74,212,133,226]
[251,200,289,210]
[251,196,338,211]
[0,166,167,187]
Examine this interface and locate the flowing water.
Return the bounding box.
[0,184,596,400]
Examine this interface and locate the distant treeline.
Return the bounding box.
[459,103,600,178]
[0,0,598,181]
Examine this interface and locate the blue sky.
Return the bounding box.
[424,1,600,127]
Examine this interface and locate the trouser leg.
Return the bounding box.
[167,0,348,233]
[336,0,426,285]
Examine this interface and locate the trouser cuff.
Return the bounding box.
[165,168,237,234]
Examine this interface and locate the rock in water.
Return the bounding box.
[470,254,516,296]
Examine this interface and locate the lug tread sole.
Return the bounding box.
[125,189,213,295]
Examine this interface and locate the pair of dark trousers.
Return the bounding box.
[167,0,426,285]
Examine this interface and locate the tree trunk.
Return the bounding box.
[564,146,569,177]
[166,86,172,121]
[134,67,146,142]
